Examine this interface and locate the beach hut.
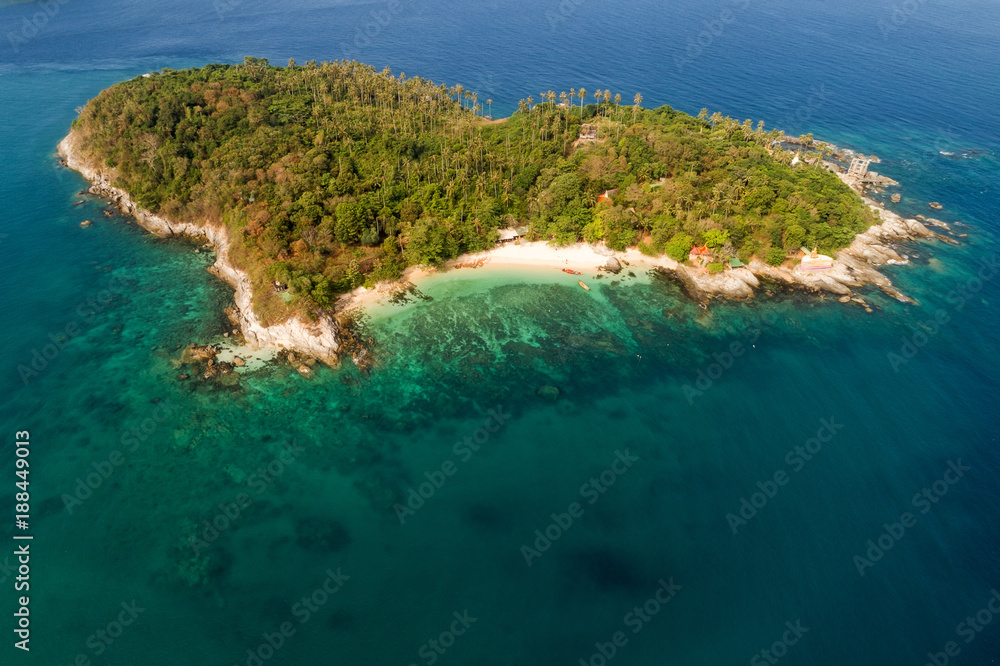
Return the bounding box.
[688,245,711,264]
[497,226,530,244]
[498,228,520,243]
[597,188,619,204]
[729,257,745,269]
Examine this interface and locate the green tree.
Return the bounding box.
[664,233,694,262]
[334,202,368,245]
[784,223,806,250]
[703,228,730,248]
[766,246,786,266]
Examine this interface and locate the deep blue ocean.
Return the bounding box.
[1,1,999,664]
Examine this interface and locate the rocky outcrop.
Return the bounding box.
[687,268,758,300]
[57,130,341,365]
[652,202,946,305]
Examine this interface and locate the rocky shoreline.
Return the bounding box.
[57,130,342,365]
[672,200,954,306]
[60,126,958,367]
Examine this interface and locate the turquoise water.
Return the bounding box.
[2,1,999,664]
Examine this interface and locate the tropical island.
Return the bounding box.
[59,57,952,366]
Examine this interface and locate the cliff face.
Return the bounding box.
[58,130,341,365]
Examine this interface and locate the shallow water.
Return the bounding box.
[1,1,999,664]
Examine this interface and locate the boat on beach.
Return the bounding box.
[562,268,582,275]
[578,280,590,291]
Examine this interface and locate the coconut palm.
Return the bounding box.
[632,93,643,125]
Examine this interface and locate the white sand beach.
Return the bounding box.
[336,241,683,313]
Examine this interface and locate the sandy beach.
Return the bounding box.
[336,241,682,313]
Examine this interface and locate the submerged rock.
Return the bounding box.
[184,343,220,363]
[536,385,560,401]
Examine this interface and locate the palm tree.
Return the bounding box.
[578,87,587,114]
[710,185,724,215]
[632,93,643,125]
[487,98,493,119]
[722,192,737,219]
[614,93,623,139]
